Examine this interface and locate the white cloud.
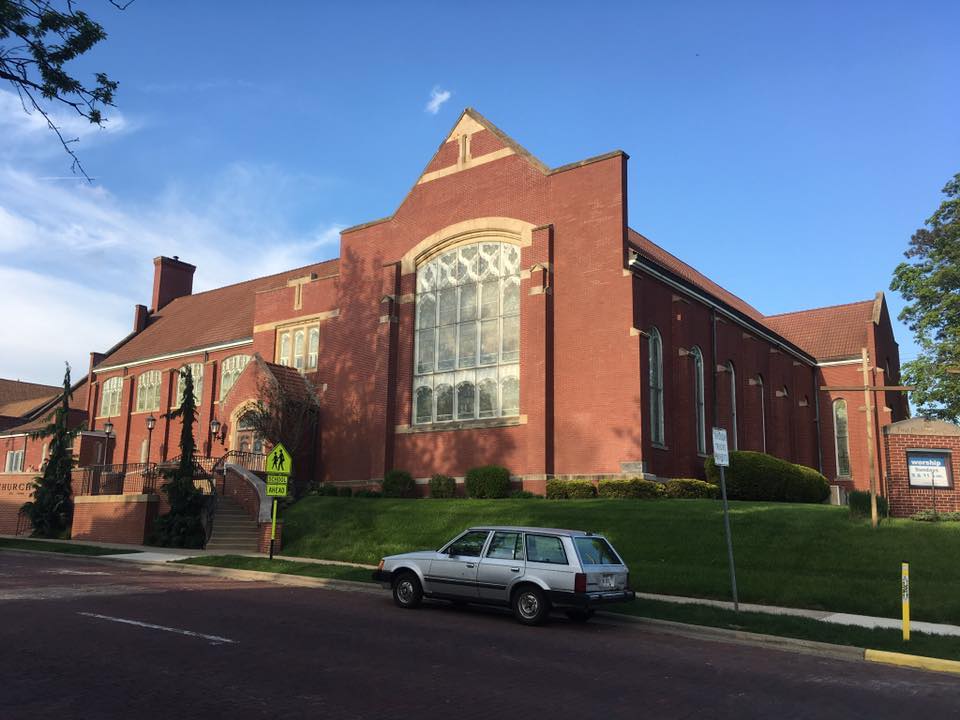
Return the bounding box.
[0,163,343,384]
[425,86,452,115]
[0,89,133,160]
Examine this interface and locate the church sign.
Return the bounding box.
[906,450,953,488]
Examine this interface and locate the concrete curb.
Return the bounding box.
[151,561,384,596]
[595,611,866,662]
[864,649,960,676]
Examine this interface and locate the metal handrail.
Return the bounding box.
[77,462,159,495]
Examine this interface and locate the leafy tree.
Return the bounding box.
[0,0,132,178]
[21,363,80,537]
[891,173,960,422]
[152,366,205,547]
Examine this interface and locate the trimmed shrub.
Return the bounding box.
[509,489,541,499]
[664,478,719,499]
[910,510,960,522]
[546,479,597,499]
[465,465,511,498]
[382,470,417,498]
[704,451,830,503]
[597,478,663,499]
[429,473,456,498]
[317,484,339,497]
[337,486,353,498]
[849,490,889,519]
[353,489,382,498]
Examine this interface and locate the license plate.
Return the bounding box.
[601,574,616,589]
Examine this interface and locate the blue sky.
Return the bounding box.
[1,0,957,383]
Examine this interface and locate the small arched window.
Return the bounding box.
[833,399,851,477]
[100,376,123,418]
[136,370,162,413]
[726,361,738,450]
[648,327,664,446]
[691,346,706,454]
[220,355,251,401]
[278,332,291,366]
[293,330,306,371]
[175,363,204,408]
[307,327,320,370]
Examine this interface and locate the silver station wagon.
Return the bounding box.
[373,526,635,625]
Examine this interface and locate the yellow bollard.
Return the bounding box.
[902,562,910,642]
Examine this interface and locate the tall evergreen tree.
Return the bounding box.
[891,172,960,421]
[21,363,79,538]
[152,366,205,547]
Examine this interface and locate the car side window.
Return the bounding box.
[525,534,568,565]
[486,531,523,560]
[446,531,490,557]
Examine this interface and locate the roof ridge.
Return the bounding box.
[166,257,339,304]
[765,297,875,319]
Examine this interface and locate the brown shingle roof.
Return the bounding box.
[97,259,339,368]
[0,379,59,409]
[764,299,876,362]
[628,228,766,323]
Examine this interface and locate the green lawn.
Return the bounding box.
[279,496,960,624]
[0,538,140,556]
[177,555,373,583]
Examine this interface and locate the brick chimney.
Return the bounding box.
[151,255,196,311]
[133,304,149,333]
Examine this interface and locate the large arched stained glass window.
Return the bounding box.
[413,241,520,424]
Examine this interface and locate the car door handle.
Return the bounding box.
[510,567,521,572]
[465,563,475,568]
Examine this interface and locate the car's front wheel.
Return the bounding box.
[392,571,423,609]
[512,585,549,625]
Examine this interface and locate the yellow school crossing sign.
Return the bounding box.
[266,443,292,497]
[265,442,292,560]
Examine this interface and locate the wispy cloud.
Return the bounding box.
[0,163,343,382]
[425,86,452,115]
[0,89,133,151]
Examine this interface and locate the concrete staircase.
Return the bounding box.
[205,496,260,553]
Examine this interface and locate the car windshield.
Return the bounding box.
[574,537,622,565]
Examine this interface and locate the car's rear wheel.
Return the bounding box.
[512,585,549,625]
[392,571,423,609]
[565,609,594,623]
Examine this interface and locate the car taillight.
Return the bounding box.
[377,559,385,571]
[574,573,587,593]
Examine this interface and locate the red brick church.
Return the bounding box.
[1,109,917,539]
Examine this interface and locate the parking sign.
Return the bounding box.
[712,427,729,466]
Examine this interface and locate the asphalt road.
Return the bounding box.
[1,551,958,720]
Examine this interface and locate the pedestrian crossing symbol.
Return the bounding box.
[267,443,292,476]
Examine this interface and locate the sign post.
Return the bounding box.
[712,427,739,612]
[902,561,910,642]
[265,442,292,560]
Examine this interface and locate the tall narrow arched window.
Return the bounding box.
[412,240,520,424]
[220,355,251,401]
[754,374,767,453]
[726,361,738,450]
[691,346,706,454]
[293,330,306,371]
[175,363,204,408]
[648,327,664,446]
[135,370,162,413]
[833,399,851,477]
[99,376,122,418]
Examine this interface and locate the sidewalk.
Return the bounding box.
[2,534,957,637]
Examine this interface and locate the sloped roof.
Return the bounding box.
[628,229,766,323]
[764,299,876,362]
[0,379,59,412]
[263,361,318,403]
[96,259,339,369]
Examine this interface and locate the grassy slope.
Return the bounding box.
[0,538,139,555]
[281,497,960,623]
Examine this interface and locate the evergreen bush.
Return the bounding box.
[663,478,719,499]
[546,479,597,499]
[428,474,456,498]
[382,470,417,498]
[704,451,829,503]
[464,465,511,498]
[597,478,663,499]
